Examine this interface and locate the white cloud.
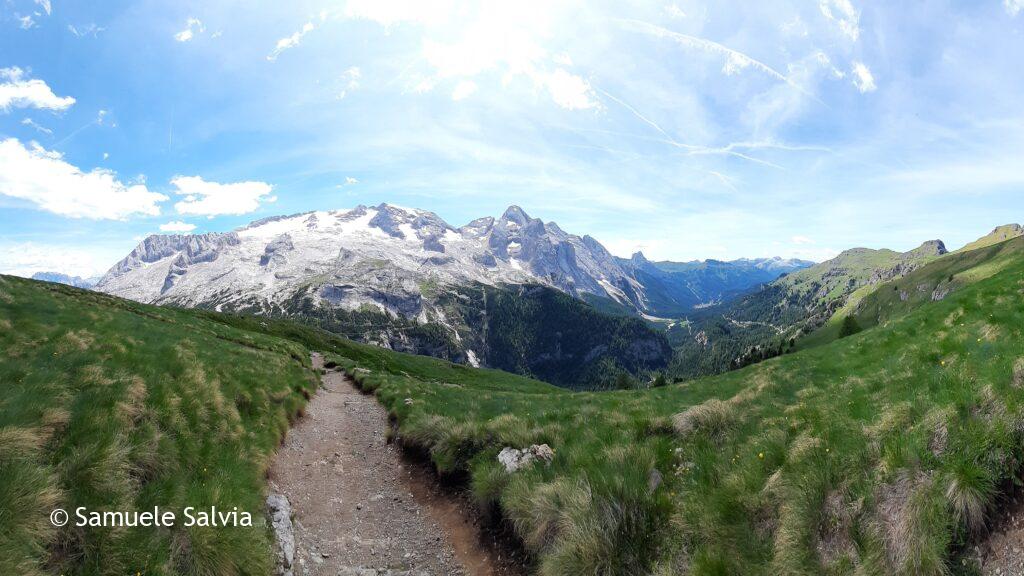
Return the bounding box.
[102,152,109,160]
[21,117,52,134]
[819,0,860,42]
[68,23,105,38]
[620,19,822,103]
[791,235,815,245]
[451,79,478,101]
[18,15,35,29]
[344,176,359,185]
[0,67,75,112]
[780,16,809,37]
[789,246,841,262]
[851,61,876,93]
[664,4,687,19]
[268,21,315,61]
[34,0,51,16]
[338,66,361,99]
[0,242,112,279]
[159,220,197,233]
[545,69,598,110]
[343,0,451,28]
[0,138,167,219]
[171,175,274,216]
[1006,0,1024,16]
[174,17,204,42]
[403,3,604,111]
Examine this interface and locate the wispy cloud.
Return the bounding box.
[337,66,361,99]
[68,23,105,38]
[1005,0,1024,16]
[21,117,52,134]
[819,0,861,41]
[545,69,599,110]
[451,80,478,101]
[268,12,329,61]
[619,19,824,104]
[174,17,205,42]
[851,61,876,93]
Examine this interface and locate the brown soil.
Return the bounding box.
[976,492,1024,576]
[268,354,524,576]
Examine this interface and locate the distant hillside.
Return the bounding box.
[273,281,672,390]
[801,233,1024,350]
[615,252,812,317]
[669,239,947,378]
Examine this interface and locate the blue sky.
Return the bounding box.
[2,0,1023,277]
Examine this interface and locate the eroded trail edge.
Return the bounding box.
[267,353,520,576]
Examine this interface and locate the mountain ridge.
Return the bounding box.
[97,203,809,318]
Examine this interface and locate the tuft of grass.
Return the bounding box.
[671,399,737,441]
[942,458,994,535]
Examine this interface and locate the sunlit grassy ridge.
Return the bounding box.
[328,249,1024,575]
[0,275,317,576]
[802,235,1024,351]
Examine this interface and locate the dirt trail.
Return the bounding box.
[267,354,522,576]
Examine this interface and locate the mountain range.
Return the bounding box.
[30,271,98,289]
[62,206,1024,389]
[94,204,809,388]
[95,204,809,318]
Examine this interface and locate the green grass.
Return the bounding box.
[799,235,1024,351]
[5,236,1024,575]
[0,275,317,576]
[321,248,1024,575]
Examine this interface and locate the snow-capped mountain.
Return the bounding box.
[96,204,646,318]
[96,203,811,319]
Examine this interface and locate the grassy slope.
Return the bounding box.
[955,224,1022,253]
[0,275,318,576]
[799,235,1024,350]
[326,250,1024,575]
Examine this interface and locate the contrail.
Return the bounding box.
[618,18,826,106]
[595,87,786,169]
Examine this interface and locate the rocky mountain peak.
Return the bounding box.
[500,205,532,225]
[907,240,947,258]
